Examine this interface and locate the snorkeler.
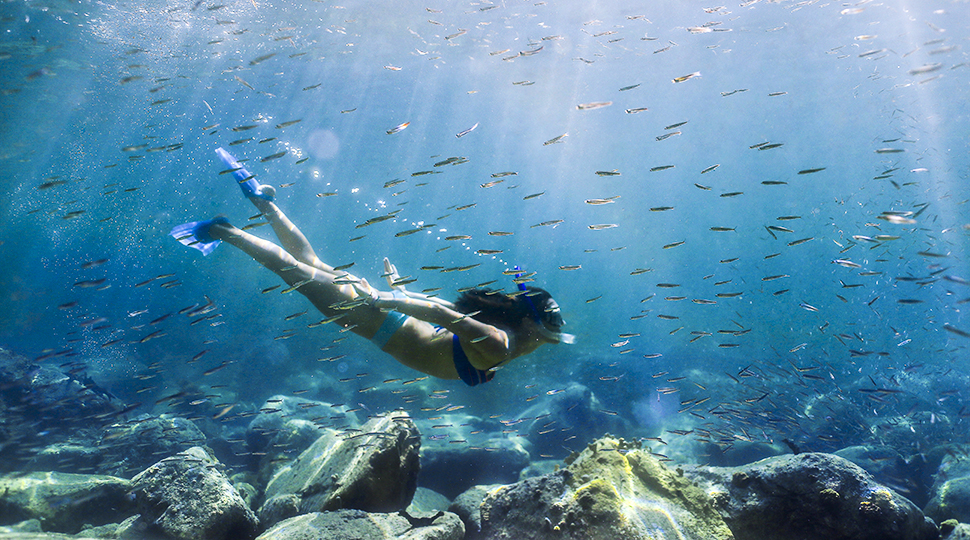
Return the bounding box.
[169,148,573,386]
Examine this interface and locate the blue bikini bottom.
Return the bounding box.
[371,313,494,386]
[453,334,494,387]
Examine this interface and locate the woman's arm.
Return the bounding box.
[380,257,457,309]
[355,283,510,363]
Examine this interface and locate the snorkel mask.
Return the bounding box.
[513,266,576,344]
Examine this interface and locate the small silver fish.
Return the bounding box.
[543,133,568,146]
[456,122,479,138]
[577,101,612,110]
[386,122,410,135]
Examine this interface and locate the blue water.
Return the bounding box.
[1,0,968,467]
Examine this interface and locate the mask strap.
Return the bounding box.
[513,266,544,324]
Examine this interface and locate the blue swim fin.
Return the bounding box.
[170,217,229,256]
[215,147,275,201]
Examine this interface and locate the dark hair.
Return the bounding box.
[454,286,560,332]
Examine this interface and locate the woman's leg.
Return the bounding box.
[249,197,337,274]
[209,222,385,337]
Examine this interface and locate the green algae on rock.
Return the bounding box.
[0,471,135,534]
[927,477,970,524]
[480,436,734,540]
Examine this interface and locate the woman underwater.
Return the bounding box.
[170,148,573,386]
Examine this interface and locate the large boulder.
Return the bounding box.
[835,445,926,505]
[26,442,105,475]
[480,436,734,540]
[77,515,144,539]
[448,484,505,539]
[406,488,451,514]
[419,421,530,499]
[246,395,361,486]
[259,412,420,527]
[926,477,970,523]
[926,451,970,523]
[448,484,505,540]
[24,415,206,479]
[254,509,463,540]
[699,440,785,467]
[130,446,258,540]
[685,452,938,540]
[95,415,207,478]
[247,395,360,454]
[0,347,124,473]
[521,383,628,458]
[0,532,106,540]
[0,471,135,534]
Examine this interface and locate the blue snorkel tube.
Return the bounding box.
[512,266,575,344]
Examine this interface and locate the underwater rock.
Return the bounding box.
[418,421,530,499]
[448,484,506,539]
[259,412,420,527]
[258,494,302,531]
[254,509,463,540]
[0,471,135,534]
[479,436,734,540]
[926,475,970,523]
[406,487,451,514]
[0,347,124,473]
[0,533,106,540]
[0,522,121,540]
[24,415,208,479]
[684,452,938,540]
[246,395,360,486]
[247,394,359,452]
[26,442,105,475]
[249,416,321,456]
[521,383,628,458]
[251,418,325,487]
[76,515,151,539]
[25,415,207,479]
[232,478,259,510]
[518,459,560,479]
[796,387,872,452]
[95,414,207,478]
[927,451,970,523]
[700,440,784,467]
[941,521,970,539]
[130,446,258,540]
[0,518,43,533]
[934,451,970,481]
[419,440,529,500]
[835,445,927,505]
[205,434,252,470]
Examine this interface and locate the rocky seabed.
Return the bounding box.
[3,406,970,540]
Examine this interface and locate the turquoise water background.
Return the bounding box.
[1,0,968,461]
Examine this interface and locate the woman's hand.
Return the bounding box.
[352,278,407,310]
[383,257,407,291]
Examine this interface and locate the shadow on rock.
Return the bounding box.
[0,471,135,534]
[684,452,939,540]
[255,509,463,540]
[258,412,420,530]
[417,412,531,499]
[130,446,259,540]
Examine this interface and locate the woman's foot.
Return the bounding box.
[170,217,230,255]
[215,147,275,201]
